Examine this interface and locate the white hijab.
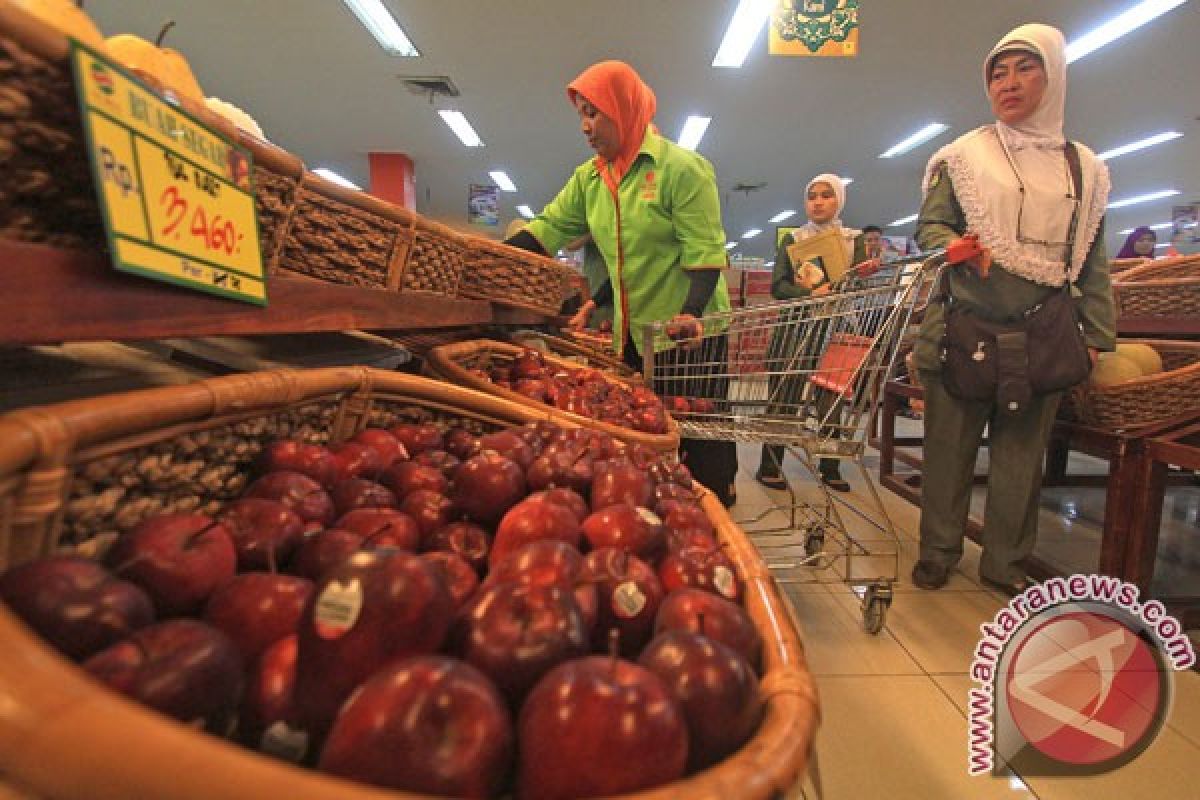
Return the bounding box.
[796,173,859,261]
[922,23,1110,286]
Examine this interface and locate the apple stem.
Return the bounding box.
[361,525,390,548]
[185,521,221,551]
[607,628,620,674]
[697,613,706,637]
[155,20,176,47]
[266,540,278,575]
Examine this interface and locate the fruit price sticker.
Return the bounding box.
[69,43,266,305]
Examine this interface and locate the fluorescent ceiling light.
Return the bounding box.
[725,242,739,250]
[516,205,535,219]
[769,209,797,224]
[1065,0,1188,63]
[1097,131,1183,161]
[342,0,419,57]
[1108,189,1180,209]
[1156,242,1172,249]
[1119,222,1174,234]
[888,214,919,227]
[842,178,854,186]
[489,170,517,192]
[765,261,775,267]
[879,123,950,158]
[742,228,762,239]
[313,168,361,190]
[677,116,712,151]
[439,110,484,147]
[712,0,773,68]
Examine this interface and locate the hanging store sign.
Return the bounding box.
[769,0,860,58]
[70,43,267,305]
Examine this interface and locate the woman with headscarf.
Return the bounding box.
[1115,226,1157,260]
[505,60,738,506]
[755,173,878,491]
[910,24,1115,594]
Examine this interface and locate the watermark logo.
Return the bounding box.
[968,574,1194,777]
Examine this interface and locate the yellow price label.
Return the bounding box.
[70,43,266,306]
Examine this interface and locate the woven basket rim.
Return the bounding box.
[1113,255,1200,285]
[425,339,682,452]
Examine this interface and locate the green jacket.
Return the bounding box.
[772,231,867,301]
[580,240,614,327]
[526,129,731,355]
[913,163,1116,371]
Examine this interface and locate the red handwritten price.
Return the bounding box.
[158,186,246,256]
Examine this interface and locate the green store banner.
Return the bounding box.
[770,0,860,57]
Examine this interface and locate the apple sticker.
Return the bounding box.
[260,721,309,763]
[314,578,363,640]
[714,566,736,599]
[613,580,647,618]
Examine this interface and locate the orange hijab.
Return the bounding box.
[567,61,657,196]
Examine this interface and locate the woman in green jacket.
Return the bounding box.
[506,60,738,506]
[910,24,1114,594]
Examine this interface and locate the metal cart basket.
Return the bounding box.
[643,252,945,633]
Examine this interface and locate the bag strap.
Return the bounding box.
[1062,141,1085,287]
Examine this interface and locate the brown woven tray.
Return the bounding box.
[461,236,573,315]
[509,330,637,378]
[424,339,681,453]
[276,171,416,291]
[1112,255,1200,319]
[0,367,816,800]
[1062,339,1200,431]
[398,216,466,296]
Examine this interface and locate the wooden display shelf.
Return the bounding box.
[0,240,509,345]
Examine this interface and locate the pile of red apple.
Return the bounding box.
[1,418,766,799]
[469,348,670,435]
[662,396,717,416]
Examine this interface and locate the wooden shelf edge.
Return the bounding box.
[0,240,497,344]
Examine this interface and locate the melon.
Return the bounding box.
[205,97,265,140]
[1090,354,1143,387]
[1115,343,1163,376]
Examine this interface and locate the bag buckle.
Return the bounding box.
[972,341,987,362]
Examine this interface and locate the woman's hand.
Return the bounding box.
[811,284,832,297]
[853,258,882,278]
[1088,347,1099,369]
[665,314,704,350]
[567,300,596,331]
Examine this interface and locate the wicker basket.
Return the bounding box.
[509,330,637,378]
[1062,339,1200,431]
[460,236,573,315]
[424,339,680,453]
[0,368,817,800]
[276,171,415,291]
[1109,257,1150,274]
[1112,255,1200,319]
[394,216,466,296]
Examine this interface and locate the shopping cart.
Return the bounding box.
[643,250,957,633]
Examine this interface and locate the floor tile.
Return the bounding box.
[1162,668,1200,748]
[861,589,1006,675]
[814,675,1038,799]
[782,588,923,675]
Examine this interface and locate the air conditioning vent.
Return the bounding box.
[399,75,460,98]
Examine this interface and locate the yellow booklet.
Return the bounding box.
[787,228,851,287]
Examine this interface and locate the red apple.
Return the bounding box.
[517,655,687,800]
[255,441,336,487]
[660,503,715,537]
[319,656,512,798]
[444,428,482,460]
[204,572,313,664]
[581,504,665,560]
[486,540,597,634]
[389,423,444,456]
[291,523,413,582]
[478,430,535,470]
[654,587,762,669]
[491,496,582,568]
[350,428,407,466]
[639,629,763,769]
[380,461,448,499]
[329,442,388,483]
[514,379,549,403]
[667,396,691,414]
[108,513,237,617]
[245,471,335,528]
[511,349,546,379]
[424,520,490,574]
[525,444,594,495]
[658,546,742,602]
[83,619,243,734]
[655,482,699,508]
[294,550,454,737]
[239,634,304,760]
[531,488,590,523]
[453,452,526,526]
[218,498,305,571]
[631,406,668,434]
[691,397,715,413]
[420,551,479,611]
[0,555,154,661]
[329,478,398,517]
[413,449,462,478]
[334,508,420,553]
[591,460,654,510]
[581,548,665,656]
[399,490,459,541]
[666,527,720,554]
[453,582,589,706]
[629,385,660,409]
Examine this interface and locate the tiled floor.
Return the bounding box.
[728,443,1200,799]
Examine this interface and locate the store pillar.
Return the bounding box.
[368,153,416,210]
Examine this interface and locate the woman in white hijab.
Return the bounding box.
[756,173,879,491]
[910,24,1115,593]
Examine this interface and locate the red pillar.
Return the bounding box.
[368,152,416,210]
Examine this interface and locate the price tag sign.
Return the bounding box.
[70,43,266,305]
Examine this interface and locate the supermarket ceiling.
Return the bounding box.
[87,1,1199,262]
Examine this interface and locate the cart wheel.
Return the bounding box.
[861,584,891,634]
[804,530,825,559]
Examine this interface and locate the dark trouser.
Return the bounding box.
[917,369,1062,584]
[625,336,738,503]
